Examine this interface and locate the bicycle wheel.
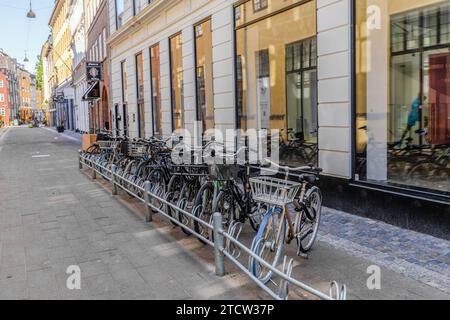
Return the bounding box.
[166,175,183,226]
[212,190,238,235]
[178,180,198,236]
[250,207,286,284]
[147,168,167,212]
[193,182,215,244]
[296,186,322,254]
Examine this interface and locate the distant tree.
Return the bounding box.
[35,56,43,90]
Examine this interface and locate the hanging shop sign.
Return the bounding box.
[82,81,100,101]
[86,62,103,82]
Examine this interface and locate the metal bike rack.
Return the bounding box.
[78,151,347,300]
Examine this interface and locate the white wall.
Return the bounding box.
[317,0,352,178]
[109,0,234,139]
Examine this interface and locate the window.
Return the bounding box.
[120,60,128,136]
[253,0,268,12]
[0,94,4,102]
[195,18,214,132]
[120,60,127,103]
[115,0,125,29]
[169,33,184,130]
[355,0,450,195]
[133,0,141,16]
[102,28,107,60]
[235,0,317,166]
[0,80,3,88]
[99,34,103,61]
[135,52,145,138]
[150,44,162,137]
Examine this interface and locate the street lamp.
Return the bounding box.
[26,1,36,19]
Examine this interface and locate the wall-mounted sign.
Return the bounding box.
[53,93,65,103]
[82,81,100,101]
[86,62,103,82]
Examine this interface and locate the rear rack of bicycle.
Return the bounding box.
[79,151,347,300]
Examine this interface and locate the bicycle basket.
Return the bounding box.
[98,141,118,150]
[128,143,147,157]
[249,176,301,206]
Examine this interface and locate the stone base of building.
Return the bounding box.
[320,176,450,241]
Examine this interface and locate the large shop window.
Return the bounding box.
[170,33,184,130]
[150,44,163,138]
[195,18,215,133]
[235,0,318,166]
[355,0,450,196]
[136,52,145,138]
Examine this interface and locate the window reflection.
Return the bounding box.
[356,0,450,194]
[150,44,162,138]
[195,19,214,132]
[235,0,318,166]
[170,33,184,130]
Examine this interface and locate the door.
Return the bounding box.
[429,53,450,145]
[122,103,128,137]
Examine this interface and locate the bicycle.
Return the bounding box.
[249,160,323,284]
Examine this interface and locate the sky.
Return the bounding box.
[0,0,54,74]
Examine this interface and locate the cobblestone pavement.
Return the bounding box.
[318,208,450,294]
[0,127,449,300]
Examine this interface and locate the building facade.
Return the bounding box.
[0,49,21,124]
[0,69,10,127]
[49,0,75,130]
[18,68,34,123]
[70,0,90,133]
[107,0,450,238]
[41,39,56,126]
[85,0,111,133]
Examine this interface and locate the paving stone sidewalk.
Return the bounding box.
[0,127,261,300]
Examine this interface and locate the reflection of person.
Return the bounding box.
[395,93,422,148]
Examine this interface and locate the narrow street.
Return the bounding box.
[0,127,449,300]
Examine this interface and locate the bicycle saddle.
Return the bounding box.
[299,174,317,184]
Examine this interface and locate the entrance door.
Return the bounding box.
[115,104,120,136]
[429,53,450,145]
[122,103,128,137]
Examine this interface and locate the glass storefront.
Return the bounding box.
[150,44,163,137]
[234,0,318,166]
[135,52,145,138]
[355,0,450,195]
[195,19,215,132]
[170,33,184,130]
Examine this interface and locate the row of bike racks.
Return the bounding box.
[79,151,347,300]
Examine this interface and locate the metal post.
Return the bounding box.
[143,181,153,223]
[111,165,118,196]
[213,212,225,277]
[92,165,97,179]
[78,150,83,170]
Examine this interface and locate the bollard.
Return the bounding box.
[143,181,153,223]
[92,165,97,179]
[111,165,118,196]
[213,212,225,277]
[78,150,83,170]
